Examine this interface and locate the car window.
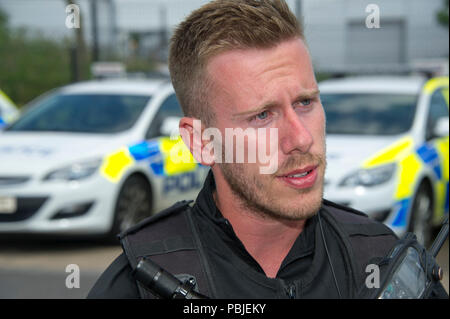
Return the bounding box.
[6,94,151,134]
[146,93,183,139]
[426,88,449,140]
[321,93,418,135]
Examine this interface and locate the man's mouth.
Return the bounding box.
[277,165,318,189]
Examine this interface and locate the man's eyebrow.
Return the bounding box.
[232,89,320,118]
[293,89,320,101]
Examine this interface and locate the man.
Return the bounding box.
[88,0,447,299]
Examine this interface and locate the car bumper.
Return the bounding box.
[0,175,117,235]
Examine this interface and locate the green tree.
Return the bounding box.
[0,7,9,46]
[0,7,72,107]
[437,0,449,27]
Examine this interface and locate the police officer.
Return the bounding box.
[88,0,447,299]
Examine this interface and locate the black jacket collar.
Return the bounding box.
[192,169,317,276]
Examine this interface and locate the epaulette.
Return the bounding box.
[118,200,193,239]
[322,199,368,217]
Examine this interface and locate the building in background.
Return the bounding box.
[303,0,449,76]
[0,0,448,76]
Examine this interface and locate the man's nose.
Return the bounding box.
[279,108,313,155]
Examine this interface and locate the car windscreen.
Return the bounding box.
[7,93,151,133]
[321,93,418,135]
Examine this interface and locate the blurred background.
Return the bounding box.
[0,0,448,299]
[0,0,448,107]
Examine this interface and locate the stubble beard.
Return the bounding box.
[218,153,327,222]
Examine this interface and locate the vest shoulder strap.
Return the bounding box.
[322,199,399,288]
[118,200,212,299]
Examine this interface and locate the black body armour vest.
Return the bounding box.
[119,199,398,299]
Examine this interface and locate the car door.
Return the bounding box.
[145,93,183,140]
[144,93,204,210]
[424,86,449,220]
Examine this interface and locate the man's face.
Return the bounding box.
[206,38,326,220]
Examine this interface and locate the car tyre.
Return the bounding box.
[408,183,434,248]
[108,175,152,242]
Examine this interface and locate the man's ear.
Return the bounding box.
[179,117,215,166]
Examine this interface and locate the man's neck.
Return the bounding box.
[213,182,306,278]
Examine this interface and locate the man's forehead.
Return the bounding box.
[206,38,309,74]
[204,39,317,115]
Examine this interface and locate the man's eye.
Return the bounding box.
[248,110,272,125]
[256,111,269,120]
[301,99,311,106]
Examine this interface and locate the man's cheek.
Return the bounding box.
[256,127,279,175]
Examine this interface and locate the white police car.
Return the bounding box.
[321,76,449,246]
[0,79,208,238]
[0,89,19,129]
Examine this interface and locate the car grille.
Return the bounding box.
[0,176,31,186]
[0,197,48,222]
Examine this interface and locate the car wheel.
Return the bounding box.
[408,183,433,248]
[109,175,152,240]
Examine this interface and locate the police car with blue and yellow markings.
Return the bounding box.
[0,79,208,238]
[0,89,19,129]
[321,76,449,246]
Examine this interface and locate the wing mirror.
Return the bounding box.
[432,117,449,138]
[160,116,181,137]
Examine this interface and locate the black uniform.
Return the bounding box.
[88,170,447,299]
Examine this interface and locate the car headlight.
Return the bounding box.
[339,162,397,187]
[43,159,102,181]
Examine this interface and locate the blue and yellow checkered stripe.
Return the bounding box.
[363,136,448,228]
[99,137,197,183]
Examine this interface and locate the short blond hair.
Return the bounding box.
[169,0,304,125]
